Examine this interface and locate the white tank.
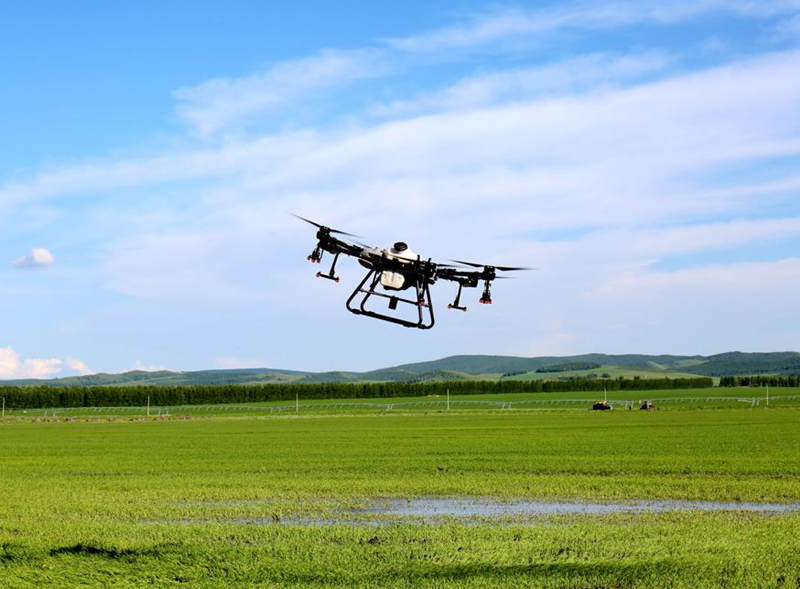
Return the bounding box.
[380,271,406,290]
[380,242,417,290]
[384,242,418,262]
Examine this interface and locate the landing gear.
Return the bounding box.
[346,270,435,329]
[447,282,467,312]
[315,252,340,282]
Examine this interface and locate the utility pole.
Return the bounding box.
[1,397,4,418]
[446,388,450,411]
[147,396,150,417]
[766,384,769,407]
[296,391,299,413]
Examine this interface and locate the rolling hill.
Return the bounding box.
[2,351,799,387]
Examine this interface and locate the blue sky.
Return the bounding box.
[1,1,799,378]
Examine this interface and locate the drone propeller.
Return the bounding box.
[450,259,532,272]
[292,214,360,237]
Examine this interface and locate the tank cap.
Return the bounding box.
[393,242,408,252]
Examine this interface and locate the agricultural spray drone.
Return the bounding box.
[296,215,529,330]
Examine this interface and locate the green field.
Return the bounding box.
[1,394,799,586]
[4,386,796,418]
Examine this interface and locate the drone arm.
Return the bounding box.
[436,267,481,287]
[437,267,499,306]
[308,234,367,264]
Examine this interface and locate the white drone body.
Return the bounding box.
[379,242,418,290]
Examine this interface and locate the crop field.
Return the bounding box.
[1,393,799,586]
[3,386,798,418]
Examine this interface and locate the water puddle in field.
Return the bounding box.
[360,497,800,518]
[147,497,800,528]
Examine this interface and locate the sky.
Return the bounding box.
[1,1,800,378]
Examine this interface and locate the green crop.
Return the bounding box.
[1,405,798,586]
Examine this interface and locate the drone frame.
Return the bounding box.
[295,215,526,330]
[346,268,435,329]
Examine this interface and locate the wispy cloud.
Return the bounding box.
[386,1,800,53]
[3,50,800,305]
[3,4,800,368]
[371,52,674,117]
[12,248,54,268]
[0,131,318,209]
[173,49,384,136]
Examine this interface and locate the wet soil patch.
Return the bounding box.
[365,497,800,518]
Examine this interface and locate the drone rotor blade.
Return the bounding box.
[451,259,532,271]
[292,213,324,228]
[292,213,360,237]
[329,228,361,238]
[450,259,484,268]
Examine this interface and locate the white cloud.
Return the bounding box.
[3,50,799,224]
[386,1,800,52]
[65,357,92,376]
[587,257,800,301]
[372,52,674,117]
[131,360,168,372]
[0,347,62,379]
[12,248,54,268]
[101,232,263,301]
[2,49,795,308]
[3,8,800,368]
[0,131,319,210]
[572,217,800,265]
[173,49,383,136]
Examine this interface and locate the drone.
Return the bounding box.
[296,215,529,329]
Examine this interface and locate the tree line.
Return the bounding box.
[718,375,800,387]
[0,377,713,409]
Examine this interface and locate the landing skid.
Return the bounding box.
[346,269,435,329]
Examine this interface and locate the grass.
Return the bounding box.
[1,397,799,586]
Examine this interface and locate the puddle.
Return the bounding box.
[145,497,800,528]
[363,497,800,518]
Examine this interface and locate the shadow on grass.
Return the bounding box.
[48,542,178,560]
[1,543,39,563]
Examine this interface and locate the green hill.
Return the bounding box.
[2,351,798,386]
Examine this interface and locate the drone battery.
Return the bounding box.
[388,296,399,310]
